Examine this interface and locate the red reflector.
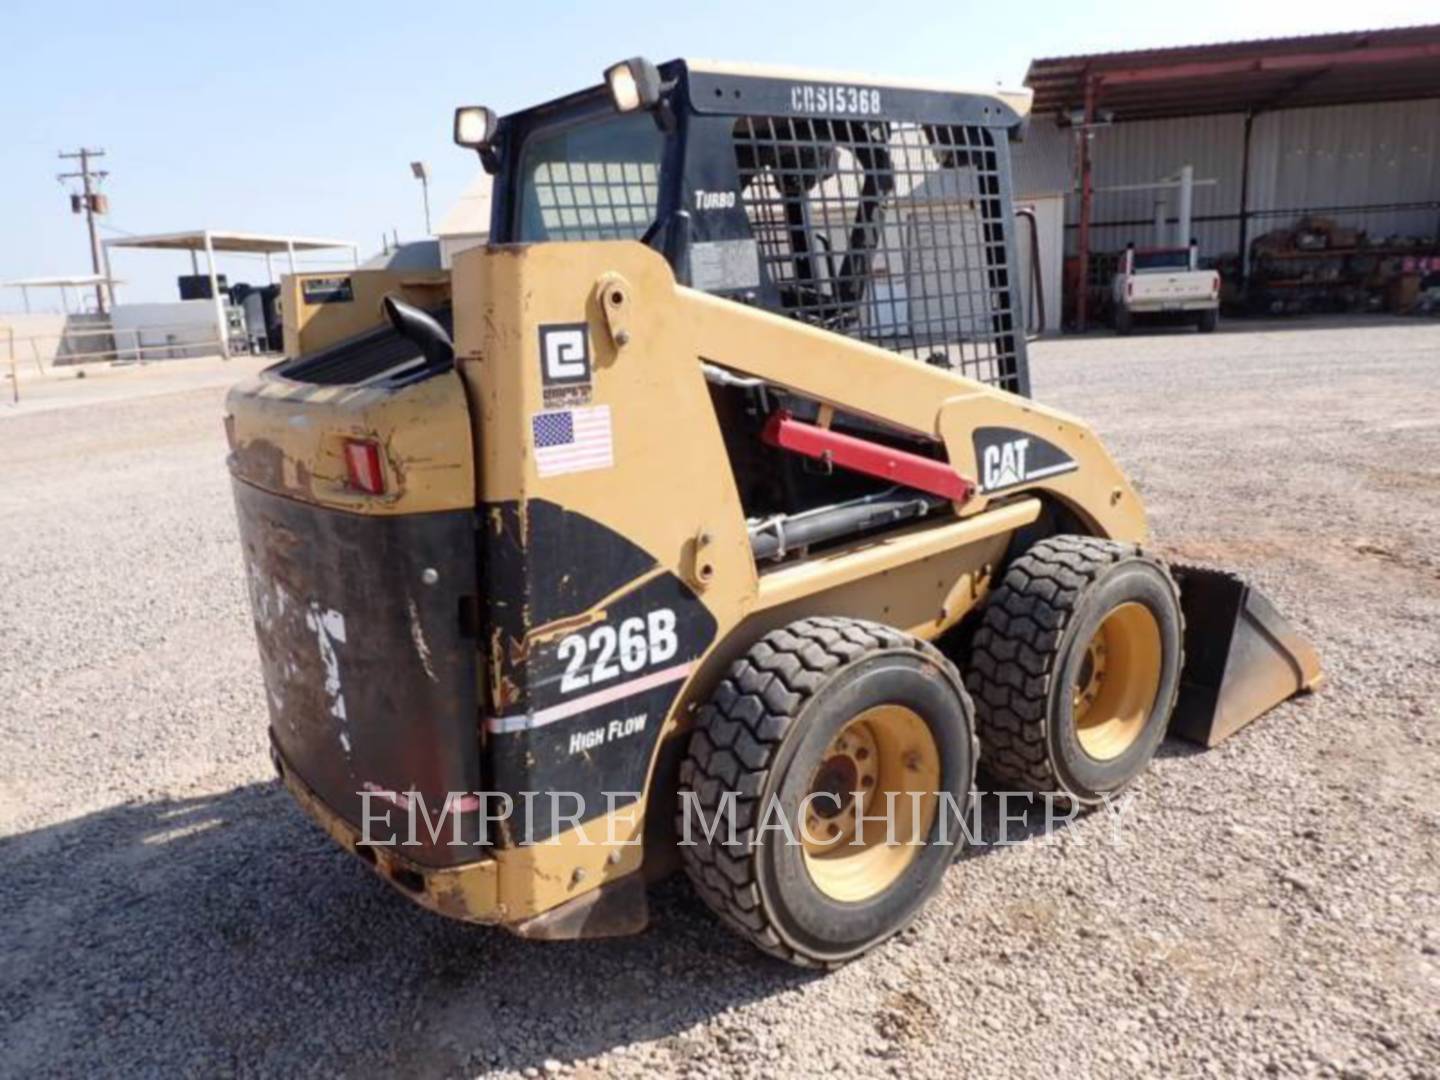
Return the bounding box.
[344,439,385,495]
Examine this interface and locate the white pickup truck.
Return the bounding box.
[1111,244,1219,334]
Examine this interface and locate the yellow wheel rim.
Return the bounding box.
[1072,601,1163,761]
[801,705,940,903]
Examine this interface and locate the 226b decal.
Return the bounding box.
[482,507,718,840]
[557,608,679,693]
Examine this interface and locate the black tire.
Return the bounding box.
[677,616,977,968]
[965,536,1183,804]
[1196,308,1218,333]
[1114,307,1132,336]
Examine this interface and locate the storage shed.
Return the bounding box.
[1013,25,1440,328]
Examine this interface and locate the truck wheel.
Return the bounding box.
[1114,308,1132,336]
[965,536,1182,804]
[677,616,977,967]
[1197,309,1218,333]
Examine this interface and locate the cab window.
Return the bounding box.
[516,112,665,242]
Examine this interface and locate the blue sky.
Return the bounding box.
[2,0,1432,310]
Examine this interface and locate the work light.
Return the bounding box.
[453,106,497,149]
[604,57,662,113]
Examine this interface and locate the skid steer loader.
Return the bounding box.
[225,58,1321,966]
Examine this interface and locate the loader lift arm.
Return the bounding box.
[673,282,1146,542]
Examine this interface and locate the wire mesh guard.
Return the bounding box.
[734,117,1021,391]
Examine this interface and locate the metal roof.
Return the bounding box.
[1026,24,1440,122]
[103,230,355,254]
[436,172,492,239]
[360,240,442,272]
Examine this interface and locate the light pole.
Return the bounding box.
[410,161,431,235]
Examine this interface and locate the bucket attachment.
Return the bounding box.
[1169,565,1323,748]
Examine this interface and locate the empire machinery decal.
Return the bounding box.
[538,321,592,406]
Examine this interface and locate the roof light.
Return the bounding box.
[344,439,385,495]
[603,57,662,113]
[453,106,497,150]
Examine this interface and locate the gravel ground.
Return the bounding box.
[2,319,1437,1079]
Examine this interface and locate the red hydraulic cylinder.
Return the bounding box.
[761,411,974,502]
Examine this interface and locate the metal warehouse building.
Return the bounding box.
[1011,25,1440,329]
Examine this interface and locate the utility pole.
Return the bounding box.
[1074,78,1096,333]
[58,148,110,315]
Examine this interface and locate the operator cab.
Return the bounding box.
[457,57,1034,396]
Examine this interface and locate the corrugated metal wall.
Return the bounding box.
[1011,98,1440,258]
[1087,113,1246,255]
[1248,100,1440,240]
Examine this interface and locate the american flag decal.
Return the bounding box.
[532,406,614,477]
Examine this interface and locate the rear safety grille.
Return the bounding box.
[734,117,1022,392]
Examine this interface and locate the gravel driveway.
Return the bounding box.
[2,321,1437,1078]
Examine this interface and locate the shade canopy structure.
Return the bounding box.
[105,230,360,256]
[2,274,124,314]
[1026,24,1440,123]
[103,230,359,357]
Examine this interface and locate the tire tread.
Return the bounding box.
[676,616,972,967]
[965,535,1179,795]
